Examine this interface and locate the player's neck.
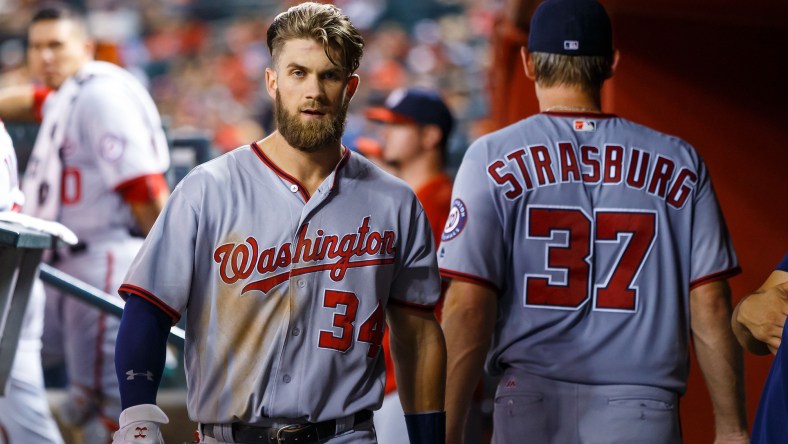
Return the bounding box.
[260,132,345,195]
[398,152,444,192]
[536,85,602,113]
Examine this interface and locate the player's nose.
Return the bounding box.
[303,75,324,100]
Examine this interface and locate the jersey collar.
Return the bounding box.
[250,141,351,202]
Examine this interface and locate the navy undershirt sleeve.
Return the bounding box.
[115,295,172,410]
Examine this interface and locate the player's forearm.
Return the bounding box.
[441,280,497,444]
[129,189,170,236]
[0,85,37,121]
[389,308,447,413]
[690,281,748,438]
[116,296,172,409]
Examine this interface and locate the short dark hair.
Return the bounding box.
[31,1,89,34]
[266,2,364,74]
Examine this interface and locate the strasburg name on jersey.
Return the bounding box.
[214,217,396,294]
[487,141,696,209]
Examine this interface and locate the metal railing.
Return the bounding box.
[38,263,186,348]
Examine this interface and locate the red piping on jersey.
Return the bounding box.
[330,148,351,190]
[242,257,396,295]
[689,265,742,290]
[118,284,181,324]
[388,298,436,312]
[439,268,500,293]
[250,141,311,202]
[542,111,617,118]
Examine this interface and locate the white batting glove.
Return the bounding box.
[59,385,98,426]
[112,404,169,444]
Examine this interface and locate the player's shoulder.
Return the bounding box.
[182,144,252,185]
[613,116,699,153]
[162,145,258,214]
[73,63,144,102]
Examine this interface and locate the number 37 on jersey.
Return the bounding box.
[524,205,658,313]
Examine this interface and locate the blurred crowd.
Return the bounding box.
[0,0,503,170]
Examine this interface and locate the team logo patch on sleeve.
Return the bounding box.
[573,119,596,132]
[441,199,467,241]
[99,134,126,162]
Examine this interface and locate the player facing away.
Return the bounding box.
[0,120,65,444]
[112,3,446,444]
[0,3,170,442]
[732,252,788,442]
[438,0,749,443]
[365,88,457,443]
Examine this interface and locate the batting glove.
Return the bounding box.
[59,385,99,426]
[112,404,169,444]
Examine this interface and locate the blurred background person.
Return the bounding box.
[0,3,170,442]
[365,87,467,443]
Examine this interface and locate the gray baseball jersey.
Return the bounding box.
[438,112,739,393]
[119,143,441,424]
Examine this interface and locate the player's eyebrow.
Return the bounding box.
[285,62,344,78]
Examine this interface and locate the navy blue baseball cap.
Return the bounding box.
[527,0,613,57]
[366,88,454,140]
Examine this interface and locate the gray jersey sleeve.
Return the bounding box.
[389,200,442,308]
[437,140,506,291]
[75,79,168,189]
[119,178,199,321]
[689,158,739,286]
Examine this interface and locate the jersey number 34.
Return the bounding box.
[524,206,657,312]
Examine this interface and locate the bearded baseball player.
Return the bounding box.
[438,0,748,443]
[0,3,170,441]
[0,120,65,444]
[112,3,446,444]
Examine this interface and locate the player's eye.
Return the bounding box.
[291,70,305,78]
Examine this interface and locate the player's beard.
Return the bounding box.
[275,90,348,153]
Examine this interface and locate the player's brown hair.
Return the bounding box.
[531,52,613,98]
[31,1,90,36]
[266,2,364,74]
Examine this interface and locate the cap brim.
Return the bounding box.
[354,136,383,157]
[365,108,416,125]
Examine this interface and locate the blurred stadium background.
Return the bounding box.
[1,0,787,443]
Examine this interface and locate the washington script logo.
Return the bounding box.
[213,216,396,295]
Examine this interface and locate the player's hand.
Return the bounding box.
[736,281,788,354]
[59,385,99,426]
[713,430,749,444]
[112,404,169,444]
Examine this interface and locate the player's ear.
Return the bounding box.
[421,124,442,151]
[610,49,621,77]
[521,47,536,81]
[265,68,277,100]
[345,74,360,102]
